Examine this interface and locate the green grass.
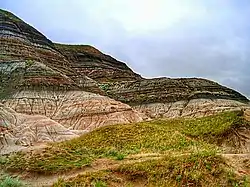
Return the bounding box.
[92,180,107,187]
[0,9,21,22]
[180,110,244,137]
[104,150,126,160]
[0,54,11,60]
[0,157,8,165]
[0,173,26,187]
[1,111,246,175]
[53,151,249,187]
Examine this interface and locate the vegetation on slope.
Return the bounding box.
[54,43,103,56]
[0,111,249,186]
[1,111,245,174]
[0,9,21,22]
[54,43,118,65]
[53,151,249,187]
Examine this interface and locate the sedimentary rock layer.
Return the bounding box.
[55,43,142,82]
[0,9,103,94]
[3,90,146,131]
[0,9,146,150]
[0,103,81,154]
[100,78,249,117]
[101,78,248,105]
[0,8,249,151]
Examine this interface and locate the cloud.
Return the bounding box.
[1,0,250,97]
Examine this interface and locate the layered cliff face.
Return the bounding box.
[0,9,146,149]
[0,9,102,94]
[0,9,249,152]
[100,78,249,118]
[55,43,142,82]
[54,43,249,118]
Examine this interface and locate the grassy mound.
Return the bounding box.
[53,151,249,187]
[0,111,247,176]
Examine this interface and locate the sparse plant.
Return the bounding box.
[99,84,110,91]
[115,153,126,160]
[0,156,7,165]
[53,151,250,186]
[104,150,126,160]
[92,180,107,187]
[0,9,21,22]
[25,60,34,67]
[0,173,26,187]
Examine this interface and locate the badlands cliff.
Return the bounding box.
[0,9,249,152]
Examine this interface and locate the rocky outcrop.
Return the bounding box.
[101,78,248,105]
[53,43,250,118]
[245,109,250,121]
[134,99,247,118]
[0,89,146,154]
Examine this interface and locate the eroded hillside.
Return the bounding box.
[1,8,250,187]
[0,9,146,153]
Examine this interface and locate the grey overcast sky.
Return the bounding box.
[1,0,250,98]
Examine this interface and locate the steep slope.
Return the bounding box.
[54,43,142,82]
[52,26,249,118]
[0,9,145,149]
[0,9,102,94]
[1,8,250,187]
[0,90,145,154]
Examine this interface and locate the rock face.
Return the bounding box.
[101,78,248,105]
[0,90,146,153]
[0,9,249,152]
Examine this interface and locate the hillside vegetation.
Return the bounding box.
[53,152,248,187]
[1,111,249,186]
